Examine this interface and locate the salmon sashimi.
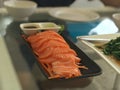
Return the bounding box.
[51,61,81,78]
[25,30,87,79]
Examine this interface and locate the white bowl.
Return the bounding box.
[4,0,37,21]
[112,13,120,29]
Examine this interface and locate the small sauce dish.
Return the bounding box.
[20,22,61,35]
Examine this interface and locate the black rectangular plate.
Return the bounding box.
[21,30,102,79]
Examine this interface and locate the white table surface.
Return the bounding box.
[0,36,22,90]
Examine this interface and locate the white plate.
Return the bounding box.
[77,33,120,74]
[49,7,100,22]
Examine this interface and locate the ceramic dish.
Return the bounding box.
[4,0,37,21]
[77,33,120,74]
[21,30,102,79]
[20,22,61,35]
[48,7,100,22]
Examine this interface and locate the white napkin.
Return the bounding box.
[88,18,119,35]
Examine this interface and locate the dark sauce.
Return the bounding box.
[24,26,38,29]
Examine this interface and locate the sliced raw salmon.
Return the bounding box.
[25,30,87,79]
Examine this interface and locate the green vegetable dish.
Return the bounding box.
[96,37,120,60]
